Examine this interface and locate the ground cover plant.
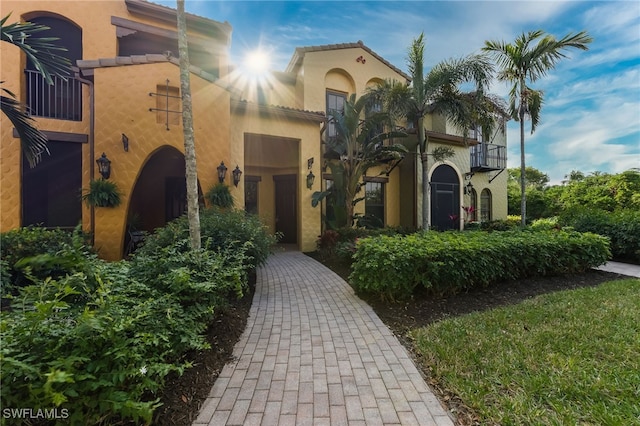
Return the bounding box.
[0,209,275,425]
[411,278,640,425]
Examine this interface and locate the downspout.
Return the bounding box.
[75,69,95,244]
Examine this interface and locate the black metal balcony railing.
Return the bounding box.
[25,69,82,121]
[470,143,506,172]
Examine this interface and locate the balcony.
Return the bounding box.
[470,143,506,172]
[25,69,82,121]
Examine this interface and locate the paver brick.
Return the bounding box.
[192,251,454,426]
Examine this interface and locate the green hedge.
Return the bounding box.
[350,230,611,301]
[558,208,640,263]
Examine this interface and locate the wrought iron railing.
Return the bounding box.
[25,69,82,121]
[470,143,506,171]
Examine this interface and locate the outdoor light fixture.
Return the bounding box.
[96,153,111,180]
[465,181,474,195]
[306,170,315,190]
[122,133,129,152]
[217,161,228,183]
[232,165,242,187]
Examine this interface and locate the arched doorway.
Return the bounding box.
[430,164,460,230]
[125,146,202,255]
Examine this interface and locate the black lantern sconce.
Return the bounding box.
[217,161,228,183]
[306,170,315,190]
[306,157,315,190]
[464,172,474,195]
[465,181,474,195]
[232,165,242,187]
[96,153,111,180]
[122,133,129,152]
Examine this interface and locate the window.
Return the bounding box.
[244,176,261,214]
[468,188,478,222]
[326,90,346,142]
[364,181,385,228]
[25,16,82,121]
[480,188,492,222]
[22,141,82,228]
[155,84,181,127]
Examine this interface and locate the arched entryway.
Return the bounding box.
[125,146,202,256]
[430,164,460,231]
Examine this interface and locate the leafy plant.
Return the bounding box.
[82,179,122,207]
[205,183,234,209]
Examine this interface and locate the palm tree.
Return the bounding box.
[483,30,592,226]
[176,0,201,250]
[370,33,496,230]
[1,14,71,167]
[312,93,407,228]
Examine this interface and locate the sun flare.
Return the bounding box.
[243,49,271,76]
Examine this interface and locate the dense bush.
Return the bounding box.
[1,209,277,424]
[350,230,611,301]
[315,226,414,261]
[559,207,640,263]
[0,226,92,297]
[135,207,277,270]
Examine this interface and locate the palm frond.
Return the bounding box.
[1,88,49,167]
[1,14,71,84]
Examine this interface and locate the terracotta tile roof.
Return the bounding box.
[285,40,410,82]
[231,99,326,123]
[76,54,217,83]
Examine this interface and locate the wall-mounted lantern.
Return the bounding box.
[96,153,111,180]
[306,170,315,190]
[465,181,474,195]
[217,161,228,183]
[232,165,242,187]
[122,133,129,152]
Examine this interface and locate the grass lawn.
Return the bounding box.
[411,278,640,425]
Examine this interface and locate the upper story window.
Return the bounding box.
[326,90,346,142]
[25,15,82,121]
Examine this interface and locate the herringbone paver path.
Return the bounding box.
[194,250,454,426]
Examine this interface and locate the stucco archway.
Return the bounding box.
[124,146,202,255]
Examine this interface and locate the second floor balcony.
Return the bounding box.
[470,143,506,172]
[25,69,82,121]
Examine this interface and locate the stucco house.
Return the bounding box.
[1,0,507,260]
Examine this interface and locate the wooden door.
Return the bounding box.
[274,175,297,244]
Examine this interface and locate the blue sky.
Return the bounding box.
[162,0,639,184]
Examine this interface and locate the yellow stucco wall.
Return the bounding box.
[91,62,230,259]
[1,1,233,260]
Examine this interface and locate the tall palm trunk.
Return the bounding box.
[177,0,201,250]
[519,78,527,227]
[418,116,430,230]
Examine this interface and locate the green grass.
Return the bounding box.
[411,279,640,426]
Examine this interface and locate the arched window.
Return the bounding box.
[481,189,492,222]
[468,188,478,222]
[25,15,82,121]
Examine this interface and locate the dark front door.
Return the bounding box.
[274,175,297,244]
[430,165,460,231]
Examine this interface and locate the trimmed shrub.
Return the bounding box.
[559,207,640,263]
[350,230,611,301]
[135,207,277,270]
[0,226,92,297]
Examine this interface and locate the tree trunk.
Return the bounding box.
[177,0,201,250]
[519,83,527,227]
[418,117,430,230]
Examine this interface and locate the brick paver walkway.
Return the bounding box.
[194,250,454,425]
